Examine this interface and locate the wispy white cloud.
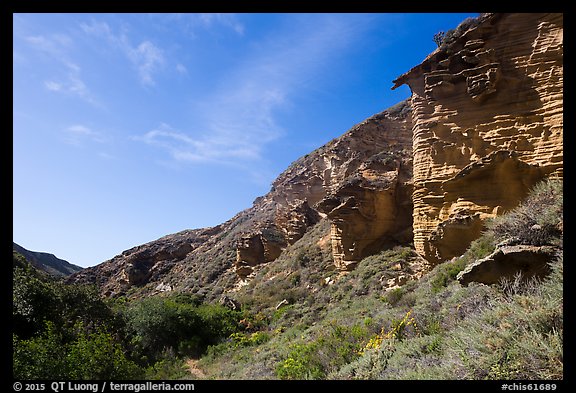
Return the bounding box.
[97,151,116,160]
[134,123,260,164]
[134,83,286,165]
[44,80,62,91]
[176,63,188,75]
[133,14,371,170]
[128,41,165,86]
[25,33,73,57]
[149,13,245,37]
[197,13,244,35]
[44,62,100,106]
[80,20,165,87]
[62,124,108,146]
[78,14,245,86]
[24,34,101,106]
[78,19,115,39]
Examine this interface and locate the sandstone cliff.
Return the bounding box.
[393,13,563,264]
[229,101,414,278]
[268,101,413,271]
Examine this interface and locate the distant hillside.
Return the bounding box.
[13,243,83,277]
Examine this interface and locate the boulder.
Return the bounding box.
[457,244,558,285]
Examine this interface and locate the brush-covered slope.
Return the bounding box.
[194,179,563,380]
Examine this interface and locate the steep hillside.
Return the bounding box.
[13,242,83,277]
[68,101,414,299]
[15,179,563,380]
[196,179,563,380]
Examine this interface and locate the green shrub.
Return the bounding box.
[124,294,243,360]
[276,343,324,380]
[437,256,563,380]
[275,322,370,379]
[145,351,190,380]
[424,335,443,354]
[229,331,270,348]
[329,344,395,380]
[13,322,67,379]
[420,315,442,336]
[384,287,404,305]
[65,323,143,379]
[195,303,243,343]
[433,31,446,47]
[429,257,467,293]
[124,296,185,358]
[488,179,563,247]
[13,322,143,380]
[13,260,116,340]
[12,257,143,380]
[465,231,498,260]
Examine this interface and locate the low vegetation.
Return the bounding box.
[199,179,563,380]
[13,180,562,380]
[12,259,247,379]
[433,16,483,48]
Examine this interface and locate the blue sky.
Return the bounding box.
[13,13,477,267]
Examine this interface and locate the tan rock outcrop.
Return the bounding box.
[235,227,286,278]
[67,228,218,296]
[235,101,413,273]
[317,149,413,270]
[393,13,563,264]
[275,200,321,245]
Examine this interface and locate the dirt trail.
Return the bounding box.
[186,358,207,379]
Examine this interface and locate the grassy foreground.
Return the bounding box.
[13,180,562,380]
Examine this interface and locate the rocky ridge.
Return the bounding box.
[69,13,563,299]
[68,102,414,297]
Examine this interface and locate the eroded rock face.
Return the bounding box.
[275,200,321,245]
[317,149,413,270]
[235,227,286,278]
[235,102,413,273]
[393,13,563,264]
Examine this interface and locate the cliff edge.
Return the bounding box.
[393,13,563,264]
